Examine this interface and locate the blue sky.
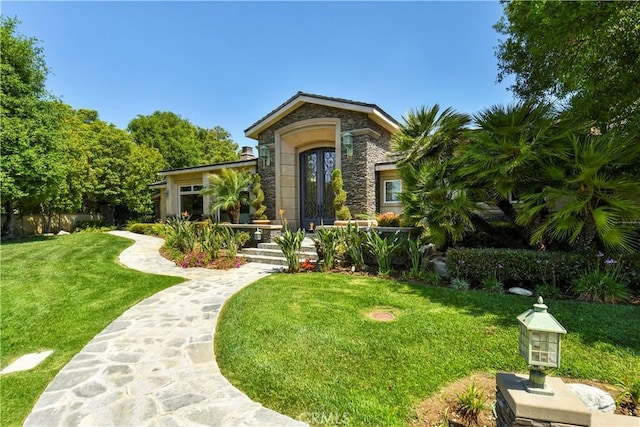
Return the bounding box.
[4,1,515,148]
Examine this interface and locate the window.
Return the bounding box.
[179,184,204,219]
[384,180,402,203]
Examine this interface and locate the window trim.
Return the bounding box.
[383,179,402,204]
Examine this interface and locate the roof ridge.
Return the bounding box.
[244,92,398,135]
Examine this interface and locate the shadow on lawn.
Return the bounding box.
[395,280,640,356]
[0,235,56,245]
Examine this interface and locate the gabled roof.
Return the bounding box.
[244,91,400,140]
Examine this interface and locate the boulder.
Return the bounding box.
[57,230,70,236]
[508,287,533,297]
[431,257,449,278]
[568,383,616,413]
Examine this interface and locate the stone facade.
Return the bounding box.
[255,103,394,223]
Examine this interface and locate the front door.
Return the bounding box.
[300,149,335,230]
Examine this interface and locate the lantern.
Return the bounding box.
[341,131,353,158]
[517,296,567,395]
[258,145,271,167]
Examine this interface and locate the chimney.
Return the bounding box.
[240,146,255,161]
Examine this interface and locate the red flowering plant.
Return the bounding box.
[301,258,316,271]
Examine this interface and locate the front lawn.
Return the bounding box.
[0,233,184,427]
[215,273,640,426]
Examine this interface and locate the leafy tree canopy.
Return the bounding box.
[0,17,66,234]
[127,112,239,169]
[495,1,640,133]
[198,126,239,165]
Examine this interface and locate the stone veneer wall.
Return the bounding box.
[340,117,392,216]
[255,104,393,220]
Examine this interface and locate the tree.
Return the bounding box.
[0,18,66,235]
[453,100,576,245]
[127,111,201,169]
[392,105,476,245]
[123,143,166,218]
[495,1,640,133]
[202,168,251,224]
[197,126,239,164]
[394,102,640,253]
[127,112,239,169]
[517,131,640,254]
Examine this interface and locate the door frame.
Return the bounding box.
[299,148,336,230]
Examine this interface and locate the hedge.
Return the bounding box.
[446,248,639,295]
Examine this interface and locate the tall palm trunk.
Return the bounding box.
[573,215,597,253]
[230,203,240,224]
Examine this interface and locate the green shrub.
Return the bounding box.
[572,271,630,304]
[250,173,268,220]
[450,277,470,291]
[165,215,197,253]
[274,228,306,273]
[481,277,504,293]
[446,248,590,291]
[331,169,352,220]
[339,223,365,271]
[127,222,168,237]
[616,376,640,414]
[365,230,402,276]
[314,227,340,271]
[535,282,562,299]
[405,237,426,279]
[455,383,488,426]
[422,271,441,287]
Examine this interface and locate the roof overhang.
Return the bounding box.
[245,92,399,140]
[158,159,257,177]
[148,180,167,189]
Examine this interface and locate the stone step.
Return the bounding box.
[241,253,318,267]
[242,247,319,260]
[257,242,316,252]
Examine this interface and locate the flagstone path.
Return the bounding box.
[24,231,306,427]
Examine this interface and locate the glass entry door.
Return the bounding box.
[300,149,335,229]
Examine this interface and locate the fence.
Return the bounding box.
[1,213,103,236]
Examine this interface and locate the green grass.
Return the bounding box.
[216,273,640,426]
[0,233,183,427]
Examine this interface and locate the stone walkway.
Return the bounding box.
[24,231,307,427]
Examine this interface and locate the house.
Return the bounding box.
[152,92,403,229]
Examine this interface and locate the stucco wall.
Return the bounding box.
[378,169,403,215]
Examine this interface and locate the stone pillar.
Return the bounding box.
[496,372,591,427]
[202,172,211,218]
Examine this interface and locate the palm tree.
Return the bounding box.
[517,131,640,254]
[392,105,471,166]
[455,100,570,223]
[392,105,476,244]
[202,168,251,224]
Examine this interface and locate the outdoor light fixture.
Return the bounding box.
[517,296,567,395]
[254,228,262,241]
[341,131,354,158]
[258,145,271,167]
